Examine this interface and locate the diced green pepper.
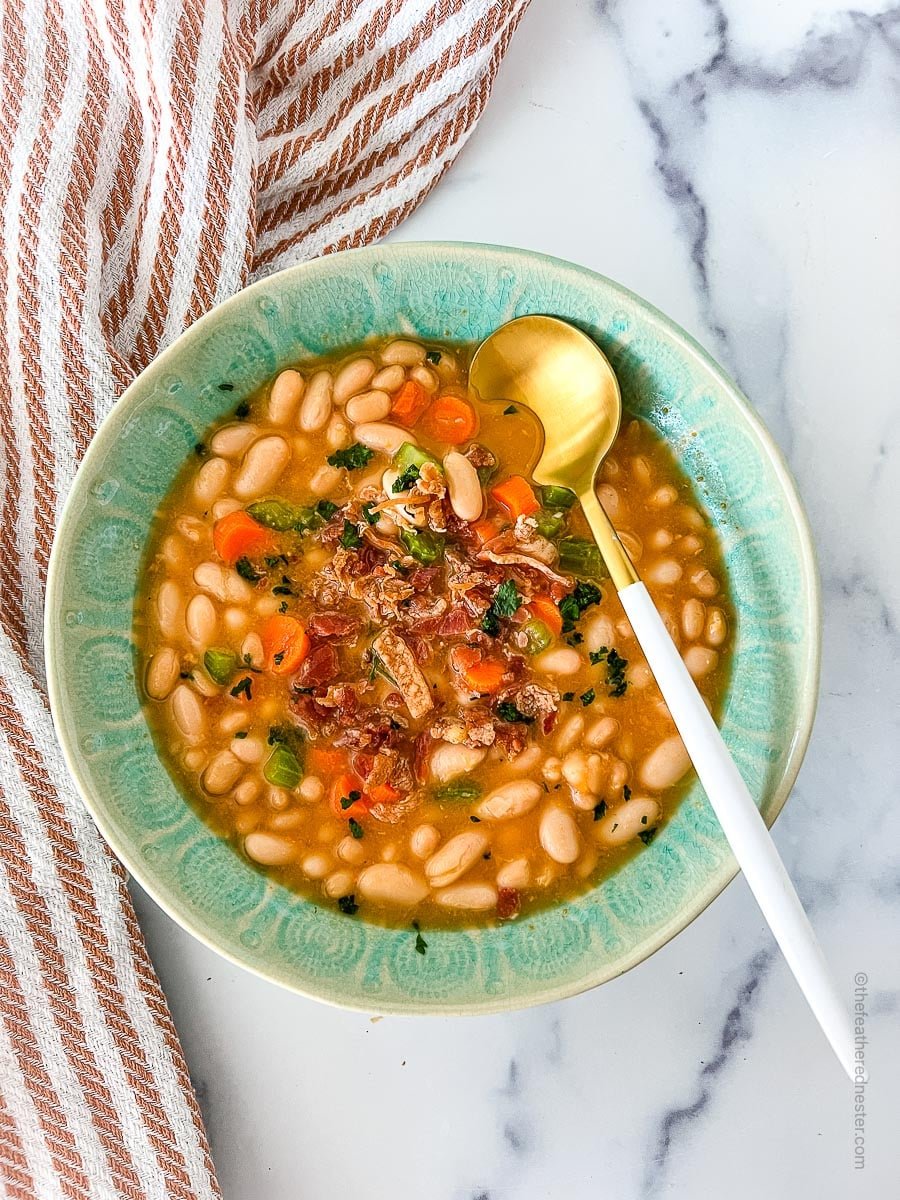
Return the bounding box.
[540,485,577,509]
[393,441,440,475]
[533,507,567,540]
[433,779,482,801]
[399,527,445,565]
[558,537,604,578]
[522,617,553,654]
[263,743,302,789]
[203,648,238,685]
[246,498,303,531]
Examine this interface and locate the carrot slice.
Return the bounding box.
[329,772,369,820]
[527,595,563,637]
[260,614,310,674]
[472,518,500,546]
[449,645,506,694]
[421,393,478,444]
[490,475,540,519]
[390,379,431,427]
[368,782,401,806]
[212,510,274,565]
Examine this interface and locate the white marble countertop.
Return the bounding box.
[131,2,899,1196]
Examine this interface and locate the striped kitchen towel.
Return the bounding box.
[0,1,530,1196]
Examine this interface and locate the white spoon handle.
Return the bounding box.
[619,581,854,1080]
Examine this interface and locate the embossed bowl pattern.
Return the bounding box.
[45,243,820,1013]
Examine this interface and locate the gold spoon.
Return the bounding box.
[470,314,855,1080]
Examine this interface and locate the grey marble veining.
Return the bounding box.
[131,1,898,1195]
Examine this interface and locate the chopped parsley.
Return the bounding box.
[230,676,253,700]
[264,553,289,569]
[496,701,535,725]
[481,578,521,636]
[561,691,575,702]
[361,501,378,525]
[194,441,207,457]
[566,632,584,646]
[558,580,602,633]
[234,730,248,740]
[623,784,632,801]
[503,404,517,415]
[348,818,364,839]
[638,827,657,846]
[234,400,250,419]
[340,791,362,810]
[593,800,608,821]
[278,600,289,613]
[272,575,296,596]
[273,651,284,666]
[580,688,595,707]
[316,499,338,520]
[217,382,234,392]
[425,349,442,364]
[327,443,374,470]
[339,520,362,549]
[606,648,628,697]
[338,895,359,915]
[589,647,608,665]
[469,815,481,823]
[235,556,264,582]
[412,920,428,954]
[392,464,421,492]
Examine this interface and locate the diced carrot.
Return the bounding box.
[449,645,506,695]
[472,518,500,546]
[212,510,274,565]
[421,393,478,444]
[260,614,310,674]
[329,772,369,820]
[490,475,540,519]
[390,379,431,427]
[368,783,401,806]
[307,745,347,777]
[527,595,563,637]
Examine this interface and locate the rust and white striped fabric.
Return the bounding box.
[0,0,530,1195]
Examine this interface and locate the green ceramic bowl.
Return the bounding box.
[45,243,819,1014]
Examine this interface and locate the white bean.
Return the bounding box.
[410,825,441,859]
[429,742,486,783]
[683,645,719,679]
[219,709,250,734]
[676,534,703,556]
[539,806,581,864]
[234,778,260,805]
[193,457,230,505]
[183,749,205,772]
[596,797,660,846]
[310,464,341,495]
[232,735,265,765]
[506,744,542,774]
[496,859,530,889]
[211,498,242,521]
[337,836,366,865]
[145,648,179,700]
[681,598,706,641]
[268,369,304,424]
[326,413,351,450]
[380,339,425,367]
[233,435,290,499]
[645,558,683,586]
[324,870,356,899]
[193,562,253,604]
[542,756,562,784]
[210,423,258,459]
[533,646,583,676]
[299,370,333,432]
[555,713,584,755]
[333,358,376,405]
[690,568,719,597]
[241,632,264,669]
[356,863,429,906]
[155,580,184,640]
[443,451,483,522]
[299,776,324,803]
[649,484,677,507]
[631,456,652,487]
[371,365,405,392]
[425,830,488,888]
[202,750,243,795]
[597,483,620,519]
[185,594,217,647]
[561,749,589,792]
[353,422,412,456]
[175,515,204,543]
[584,612,616,655]
[585,716,618,750]
[639,735,691,790]
[618,529,643,562]
[475,780,542,821]
[705,607,727,647]
[245,831,297,866]
[302,853,332,880]
[409,364,438,392]
[435,883,497,911]
[346,389,391,423]
[223,606,249,635]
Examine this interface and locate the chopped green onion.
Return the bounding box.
[533,507,567,540]
[540,485,577,509]
[558,538,604,578]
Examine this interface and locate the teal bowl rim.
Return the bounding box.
[44,241,821,1014]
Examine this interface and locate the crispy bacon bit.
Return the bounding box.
[408,567,440,592]
[306,612,361,642]
[371,628,434,720]
[295,643,339,688]
[493,723,530,759]
[323,549,415,621]
[412,731,432,784]
[429,708,496,747]
[465,443,496,471]
[478,524,571,586]
[497,888,520,920]
[497,680,559,722]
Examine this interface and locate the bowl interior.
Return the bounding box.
[45,243,819,1013]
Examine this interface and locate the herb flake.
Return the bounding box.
[339,520,362,549]
[496,701,535,725]
[230,676,253,700]
[338,895,359,915]
[327,443,374,471]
